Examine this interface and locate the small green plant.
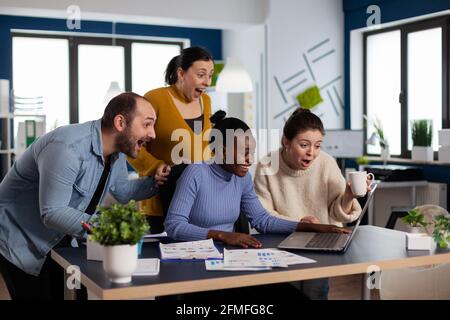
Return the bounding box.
[411,119,432,147]
[432,215,450,249]
[356,155,370,165]
[364,115,388,149]
[401,208,428,228]
[90,200,149,246]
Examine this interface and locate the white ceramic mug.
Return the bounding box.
[348,171,374,197]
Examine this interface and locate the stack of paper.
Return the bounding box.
[143,232,168,239]
[159,239,223,260]
[205,248,316,271]
[224,248,288,268]
[206,260,271,271]
[143,232,168,243]
[133,258,160,276]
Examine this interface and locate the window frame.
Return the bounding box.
[363,15,450,159]
[12,32,184,124]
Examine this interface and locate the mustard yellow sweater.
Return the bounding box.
[253,149,361,226]
[128,85,212,216]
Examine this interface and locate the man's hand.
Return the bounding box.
[297,222,351,234]
[300,216,320,224]
[155,164,171,186]
[208,230,262,248]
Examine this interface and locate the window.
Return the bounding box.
[407,27,442,151]
[364,16,449,158]
[132,42,181,95]
[12,36,70,132]
[12,33,183,126]
[78,44,125,122]
[366,30,401,155]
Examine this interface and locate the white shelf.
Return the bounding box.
[0,149,14,154]
[366,156,450,166]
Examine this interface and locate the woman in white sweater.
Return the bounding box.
[254,108,370,299]
[254,108,367,225]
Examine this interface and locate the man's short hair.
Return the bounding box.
[101,92,143,129]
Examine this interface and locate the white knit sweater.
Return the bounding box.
[253,148,361,226]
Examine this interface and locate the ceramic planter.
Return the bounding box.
[103,244,138,283]
[412,146,433,162]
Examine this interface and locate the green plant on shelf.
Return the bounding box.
[364,115,389,149]
[411,119,432,147]
[356,155,370,165]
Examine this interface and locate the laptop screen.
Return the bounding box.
[346,184,378,240]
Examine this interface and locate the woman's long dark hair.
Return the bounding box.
[165,46,213,85]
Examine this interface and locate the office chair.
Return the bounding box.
[380,205,450,299]
[385,210,409,230]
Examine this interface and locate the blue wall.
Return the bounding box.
[0,14,222,81]
[343,0,450,206]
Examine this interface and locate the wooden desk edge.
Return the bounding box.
[51,251,450,300]
[51,250,105,299]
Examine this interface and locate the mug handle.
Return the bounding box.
[367,173,375,186]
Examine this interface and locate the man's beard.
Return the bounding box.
[116,126,138,158]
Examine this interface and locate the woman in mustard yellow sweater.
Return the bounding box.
[128,47,214,232]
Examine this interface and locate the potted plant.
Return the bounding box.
[432,215,450,249]
[411,119,433,162]
[364,115,390,164]
[90,200,149,283]
[356,155,370,166]
[401,208,428,233]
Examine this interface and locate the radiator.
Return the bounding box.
[416,183,447,208]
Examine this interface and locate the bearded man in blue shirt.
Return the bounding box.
[0,92,165,299]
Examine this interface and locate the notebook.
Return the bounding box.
[133,258,160,276]
[159,239,223,260]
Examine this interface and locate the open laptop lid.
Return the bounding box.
[342,183,378,250]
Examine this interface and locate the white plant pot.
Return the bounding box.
[412,146,433,162]
[103,244,138,283]
[380,146,390,161]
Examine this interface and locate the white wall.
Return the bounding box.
[0,0,269,29]
[221,0,345,133]
[222,25,265,129]
[267,0,344,130]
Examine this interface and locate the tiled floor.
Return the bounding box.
[0,273,378,300]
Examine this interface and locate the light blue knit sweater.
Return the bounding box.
[165,162,298,241]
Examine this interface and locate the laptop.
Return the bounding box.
[278,184,377,252]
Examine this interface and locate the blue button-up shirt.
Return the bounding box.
[0,120,158,275]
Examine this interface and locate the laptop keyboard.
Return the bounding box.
[305,233,343,249]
